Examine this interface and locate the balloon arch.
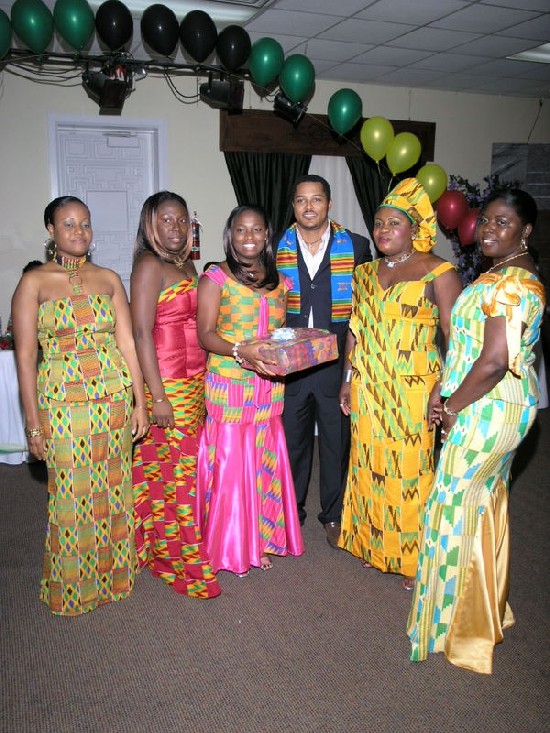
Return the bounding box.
[0,0,470,217]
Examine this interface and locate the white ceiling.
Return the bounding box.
[244,0,550,99]
[2,0,550,99]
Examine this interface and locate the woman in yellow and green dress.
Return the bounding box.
[12,196,148,615]
[338,179,462,589]
[131,192,220,599]
[407,188,545,673]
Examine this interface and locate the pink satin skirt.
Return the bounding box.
[196,372,304,575]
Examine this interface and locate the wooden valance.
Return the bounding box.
[220,109,435,162]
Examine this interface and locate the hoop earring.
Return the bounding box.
[44,238,56,260]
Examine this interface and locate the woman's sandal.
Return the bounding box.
[402,577,415,591]
[260,555,273,571]
[360,559,373,569]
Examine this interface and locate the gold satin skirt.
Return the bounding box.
[407,398,536,674]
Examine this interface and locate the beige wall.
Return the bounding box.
[1,70,549,324]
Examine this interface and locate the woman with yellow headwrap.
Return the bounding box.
[337,178,462,589]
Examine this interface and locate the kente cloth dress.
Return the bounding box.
[132,278,220,599]
[338,260,454,577]
[36,295,136,615]
[407,268,546,674]
[196,266,305,575]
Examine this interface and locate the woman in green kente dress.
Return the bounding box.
[407,189,546,673]
[12,196,148,615]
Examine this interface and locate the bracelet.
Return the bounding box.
[343,369,352,383]
[442,401,459,417]
[152,397,167,403]
[135,406,148,411]
[24,426,43,438]
[232,341,244,366]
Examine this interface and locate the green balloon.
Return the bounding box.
[360,117,394,163]
[416,163,448,203]
[328,88,363,136]
[0,9,12,60]
[279,54,315,103]
[11,0,54,53]
[54,0,95,51]
[385,132,422,176]
[249,37,284,88]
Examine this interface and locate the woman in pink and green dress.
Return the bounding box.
[196,204,304,577]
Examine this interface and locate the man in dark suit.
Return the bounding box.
[276,175,371,547]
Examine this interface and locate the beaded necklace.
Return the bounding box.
[56,254,87,295]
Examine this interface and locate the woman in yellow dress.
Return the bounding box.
[338,179,462,589]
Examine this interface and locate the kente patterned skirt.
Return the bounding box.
[407,397,537,673]
[38,387,136,616]
[132,375,221,599]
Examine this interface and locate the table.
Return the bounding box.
[0,350,30,464]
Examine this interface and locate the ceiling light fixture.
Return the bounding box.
[89,0,275,25]
[199,73,244,112]
[507,43,550,64]
[273,92,307,126]
[82,64,133,115]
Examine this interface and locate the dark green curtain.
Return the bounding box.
[224,152,311,239]
[345,155,393,240]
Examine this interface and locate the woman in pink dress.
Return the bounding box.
[131,191,220,599]
[196,205,304,577]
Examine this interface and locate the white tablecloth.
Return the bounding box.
[0,351,31,464]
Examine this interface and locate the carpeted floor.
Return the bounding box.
[1,411,549,733]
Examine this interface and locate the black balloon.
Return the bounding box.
[216,25,251,71]
[95,0,132,52]
[141,4,179,57]
[180,10,217,63]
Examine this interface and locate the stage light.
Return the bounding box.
[273,92,307,125]
[199,75,244,112]
[82,65,133,115]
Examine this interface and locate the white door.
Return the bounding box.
[48,115,167,294]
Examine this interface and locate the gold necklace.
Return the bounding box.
[244,260,264,282]
[157,253,188,270]
[384,249,414,268]
[56,254,87,294]
[304,236,322,248]
[486,248,527,274]
[170,253,189,271]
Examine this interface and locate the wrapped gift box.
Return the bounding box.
[250,327,338,376]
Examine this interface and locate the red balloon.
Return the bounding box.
[458,208,480,246]
[436,190,468,230]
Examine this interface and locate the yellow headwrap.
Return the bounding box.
[378,177,437,252]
